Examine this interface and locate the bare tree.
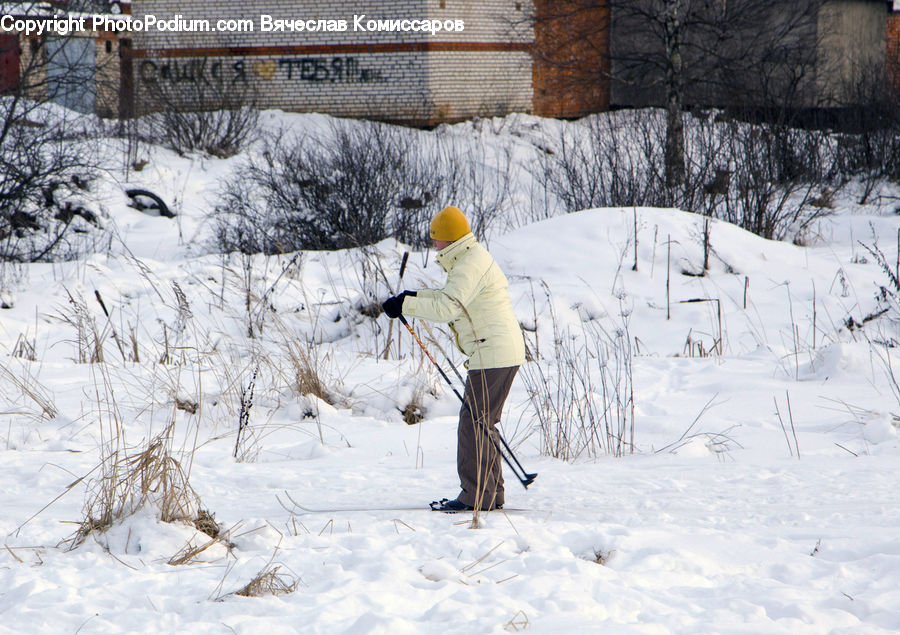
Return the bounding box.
[0,6,110,263]
[529,0,822,194]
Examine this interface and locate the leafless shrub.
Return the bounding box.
[214,121,427,253]
[140,61,259,158]
[530,109,835,241]
[716,119,829,240]
[828,67,900,204]
[437,138,515,243]
[0,104,104,262]
[857,232,900,414]
[531,111,670,215]
[213,120,515,254]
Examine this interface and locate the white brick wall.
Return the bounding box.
[131,0,535,122]
[132,0,533,47]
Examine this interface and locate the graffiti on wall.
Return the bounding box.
[277,57,385,83]
[139,58,247,85]
[139,55,386,87]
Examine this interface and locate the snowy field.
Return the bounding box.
[1,111,899,634]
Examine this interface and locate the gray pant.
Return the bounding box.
[456,366,519,510]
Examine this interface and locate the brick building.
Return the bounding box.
[609,0,895,112]
[889,2,900,97]
[2,1,898,122]
[0,2,129,117]
[128,0,899,123]
[129,0,607,124]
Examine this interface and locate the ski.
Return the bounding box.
[279,492,528,515]
[431,507,529,514]
[428,499,530,513]
[277,492,413,514]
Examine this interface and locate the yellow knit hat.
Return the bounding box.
[430,206,470,242]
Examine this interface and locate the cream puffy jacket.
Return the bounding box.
[402,233,525,370]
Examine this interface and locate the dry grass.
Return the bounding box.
[234,563,298,598]
[401,401,425,425]
[504,610,530,632]
[175,397,199,415]
[401,378,427,425]
[234,365,259,461]
[167,534,221,566]
[289,342,331,404]
[0,359,58,420]
[68,426,211,549]
[521,310,636,460]
[194,509,221,538]
[271,316,335,405]
[593,548,614,565]
[11,333,36,361]
[57,289,106,363]
[166,514,226,566]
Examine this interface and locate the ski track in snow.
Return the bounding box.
[0,111,899,634]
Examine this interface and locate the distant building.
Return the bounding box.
[609,0,895,112]
[1,0,898,122]
[0,1,129,117]
[128,0,597,124]
[889,2,900,97]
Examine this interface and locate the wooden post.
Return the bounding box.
[666,235,671,320]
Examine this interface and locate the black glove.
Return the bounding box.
[382,290,417,319]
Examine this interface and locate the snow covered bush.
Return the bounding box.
[532,108,835,241]
[0,100,104,262]
[212,120,515,254]
[213,121,431,253]
[140,61,259,159]
[532,110,671,214]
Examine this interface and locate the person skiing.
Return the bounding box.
[381,205,525,511]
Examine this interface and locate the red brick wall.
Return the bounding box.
[0,34,19,94]
[888,12,900,99]
[532,0,609,118]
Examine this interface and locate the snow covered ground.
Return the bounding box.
[1,111,899,633]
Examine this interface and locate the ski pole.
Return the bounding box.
[383,252,410,360]
[398,315,537,489]
[416,319,536,482]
